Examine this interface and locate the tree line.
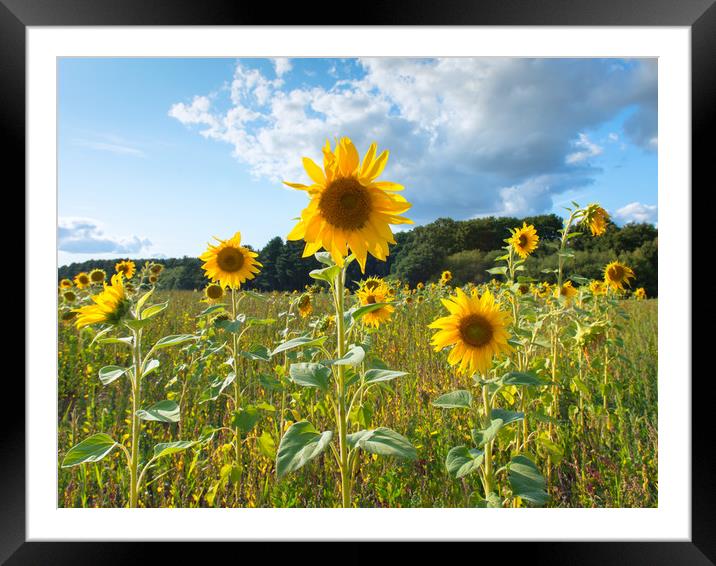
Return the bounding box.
[58,214,658,296]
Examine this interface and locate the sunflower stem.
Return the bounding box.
[481,382,495,498]
[333,265,352,508]
[129,328,143,508]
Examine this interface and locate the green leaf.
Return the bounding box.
[363,368,408,384]
[509,455,548,506]
[197,304,227,317]
[310,265,341,284]
[500,371,546,386]
[486,266,507,275]
[276,421,333,478]
[199,372,235,403]
[98,365,127,385]
[239,344,271,362]
[328,345,365,366]
[351,302,393,322]
[445,446,484,479]
[215,315,245,333]
[471,419,504,447]
[141,301,168,320]
[314,252,335,266]
[98,336,134,347]
[257,431,276,459]
[232,406,260,434]
[135,288,155,314]
[243,290,268,302]
[245,317,276,328]
[61,433,118,468]
[142,358,160,378]
[432,390,472,409]
[124,319,152,331]
[347,427,416,460]
[491,408,524,425]
[136,400,180,423]
[289,363,331,391]
[270,335,327,357]
[153,440,198,459]
[154,334,197,350]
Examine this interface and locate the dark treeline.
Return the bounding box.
[58,214,658,296]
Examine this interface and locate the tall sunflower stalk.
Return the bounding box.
[276,137,416,507]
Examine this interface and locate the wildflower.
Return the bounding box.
[74,274,130,329]
[603,261,635,292]
[200,231,262,289]
[508,222,539,259]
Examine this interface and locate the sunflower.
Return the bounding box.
[634,287,647,300]
[508,222,539,259]
[200,231,262,289]
[440,270,452,285]
[298,294,313,318]
[603,261,635,291]
[115,260,136,280]
[356,279,395,328]
[589,279,607,296]
[74,272,91,289]
[62,290,77,303]
[150,263,164,274]
[429,288,512,376]
[59,278,73,289]
[582,204,610,237]
[89,268,106,284]
[555,280,578,303]
[74,273,130,329]
[417,282,424,290]
[284,137,412,272]
[204,283,225,302]
[148,275,158,284]
[535,282,552,299]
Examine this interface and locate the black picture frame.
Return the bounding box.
[6,1,707,563]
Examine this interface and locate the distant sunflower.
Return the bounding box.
[417,282,424,290]
[74,272,91,289]
[115,260,136,280]
[356,279,394,328]
[200,231,262,289]
[582,204,610,237]
[297,294,313,318]
[634,287,647,300]
[284,137,412,272]
[59,278,73,289]
[440,270,452,285]
[204,283,225,302]
[74,273,130,329]
[89,268,106,284]
[555,281,578,303]
[508,222,539,259]
[603,261,635,291]
[148,275,158,284]
[589,279,607,296]
[429,288,512,376]
[62,290,77,303]
[150,263,164,274]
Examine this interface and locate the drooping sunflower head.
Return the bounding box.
[150,263,164,275]
[204,283,225,302]
[200,231,262,289]
[603,261,635,291]
[429,288,512,376]
[508,222,539,259]
[74,272,91,289]
[555,280,578,303]
[59,278,73,290]
[89,268,106,284]
[589,279,607,296]
[62,290,77,303]
[517,283,530,295]
[356,278,395,328]
[582,204,610,237]
[634,287,647,300]
[74,273,131,329]
[297,294,313,318]
[60,310,78,324]
[115,260,136,280]
[284,137,412,272]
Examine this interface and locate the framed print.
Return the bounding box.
[6,0,709,562]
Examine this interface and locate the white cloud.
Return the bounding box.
[614,202,657,224]
[169,58,657,221]
[565,133,603,164]
[273,58,293,77]
[58,217,152,254]
[74,134,145,157]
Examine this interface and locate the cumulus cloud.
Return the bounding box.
[614,202,658,224]
[58,217,152,254]
[169,57,657,221]
[273,58,293,77]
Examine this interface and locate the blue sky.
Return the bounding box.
[58,57,657,266]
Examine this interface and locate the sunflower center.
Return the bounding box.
[79,276,89,284]
[459,314,494,347]
[217,247,245,273]
[608,265,625,281]
[206,285,223,299]
[518,234,528,247]
[365,294,377,304]
[319,177,372,230]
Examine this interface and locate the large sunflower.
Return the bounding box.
[603,260,635,291]
[115,260,136,280]
[508,222,539,259]
[429,288,512,376]
[582,204,610,237]
[356,278,395,328]
[74,273,130,329]
[200,231,262,289]
[284,137,412,272]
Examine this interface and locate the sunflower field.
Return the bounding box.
[57,138,657,508]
